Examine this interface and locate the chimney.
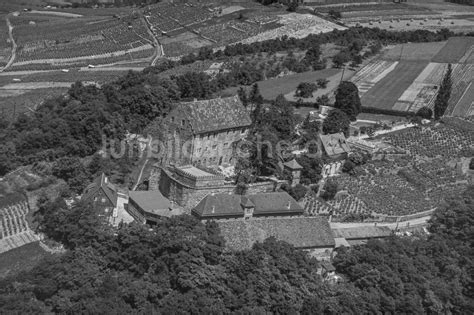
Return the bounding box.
[287,201,291,210]
[212,206,215,214]
[169,200,174,211]
[104,175,108,184]
[194,98,197,102]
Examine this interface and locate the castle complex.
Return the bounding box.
[146,95,251,168]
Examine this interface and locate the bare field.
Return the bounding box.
[432,37,474,63]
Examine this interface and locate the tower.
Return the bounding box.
[283,159,303,187]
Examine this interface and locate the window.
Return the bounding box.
[101,198,106,203]
[224,142,228,147]
[212,144,217,150]
[181,120,185,126]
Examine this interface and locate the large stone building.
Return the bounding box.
[152,164,276,211]
[146,95,251,168]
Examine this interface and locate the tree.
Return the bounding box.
[321,179,338,200]
[304,45,324,70]
[295,82,318,98]
[52,156,90,193]
[334,81,361,120]
[328,9,342,20]
[332,51,350,68]
[316,78,329,89]
[249,83,264,106]
[434,64,453,120]
[287,2,298,12]
[322,109,350,136]
[416,106,433,119]
[237,87,248,107]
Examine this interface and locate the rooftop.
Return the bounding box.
[218,217,335,251]
[129,190,182,218]
[178,165,216,178]
[81,173,117,206]
[192,192,304,218]
[177,95,251,134]
[320,133,351,157]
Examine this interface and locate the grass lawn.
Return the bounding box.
[220,68,340,100]
[0,242,50,279]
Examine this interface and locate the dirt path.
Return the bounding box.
[1,16,16,73]
[142,15,162,66]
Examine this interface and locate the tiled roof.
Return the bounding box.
[217,217,335,251]
[248,192,303,215]
[192,194,244,218]
[192,192,304,219]
[178,95,251,134]
[332,226,392,239]
[129,190,171,212]
[320,133,351,157]
[81,173,117,207]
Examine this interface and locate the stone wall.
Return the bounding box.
[157,167,276,212]
[191,128,248,167]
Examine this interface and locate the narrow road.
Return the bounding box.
[141,15,162,66]
[330,216,431,231]
[1,15,17,72]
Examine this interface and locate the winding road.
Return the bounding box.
[141,15,162,66]
[1,15,17,72]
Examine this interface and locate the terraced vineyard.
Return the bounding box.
[0,196,40,254]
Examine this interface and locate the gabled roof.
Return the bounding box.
[192,192,304,219]
[284,159,303,170]
[217,217,335,251]
[129,191,170,212]
[248,192,303,215]
[192,194,244,218]
[81,173,117,206]
[176,95,251,134]
[320,133,351,157]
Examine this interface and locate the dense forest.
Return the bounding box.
[0,185,472,313]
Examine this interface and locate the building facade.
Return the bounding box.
[146,95,251,168]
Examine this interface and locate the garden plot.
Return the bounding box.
[238,13,345,44]
[351,60,398,96]
[395,62,447,112]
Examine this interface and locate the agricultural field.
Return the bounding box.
[360,61,429,111]
[337,0,474,33]
[354,38,474,117]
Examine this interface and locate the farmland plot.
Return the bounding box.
[361,61,428,111]
[351,60,398,96]
[432,37,474,63]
